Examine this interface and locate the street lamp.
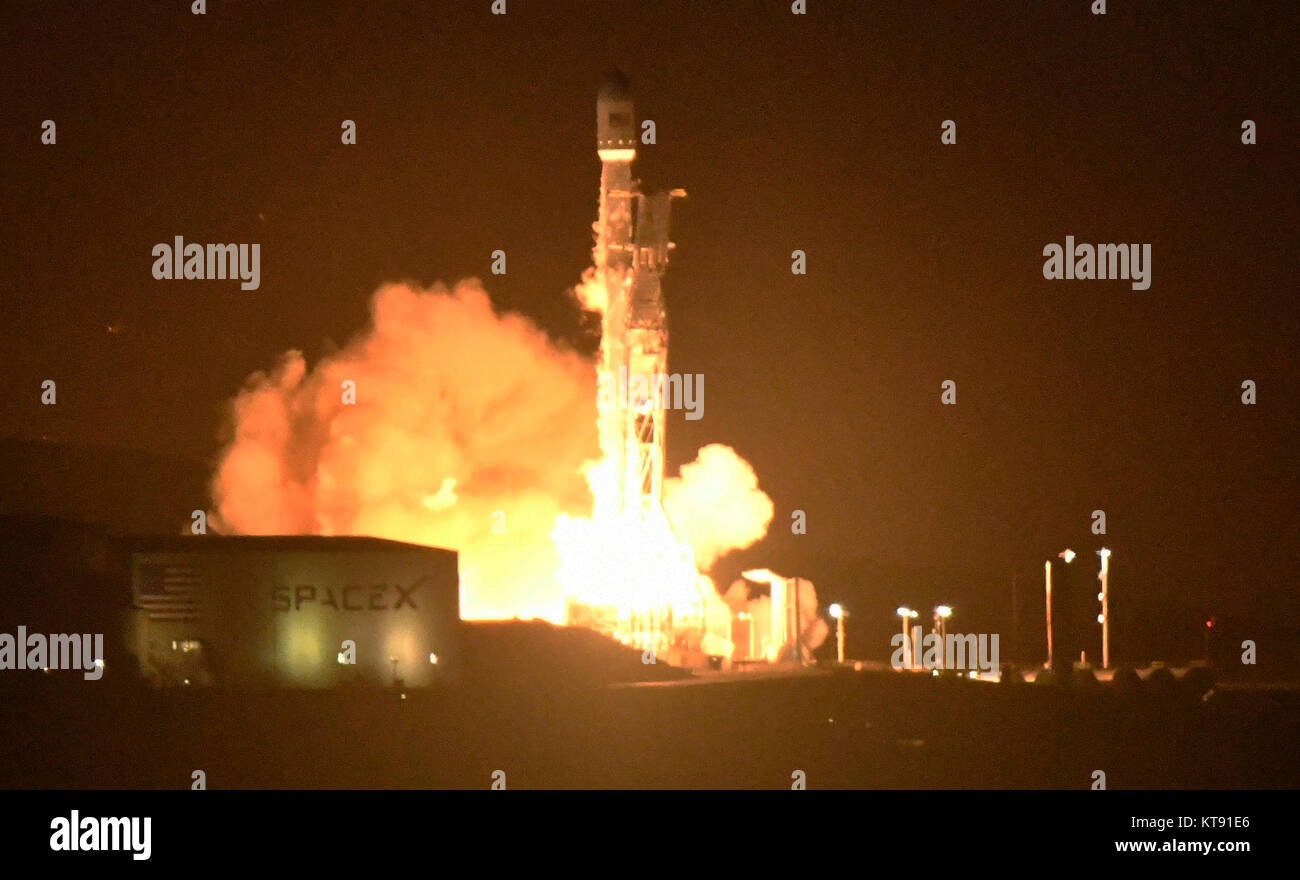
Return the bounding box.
[1097,548,1110,668]
[828,603,847,664]
[1045,550,1074,670]
[897,606,919,670]
[933,605,953,669]
[934,604,953,636]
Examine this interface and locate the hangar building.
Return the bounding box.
[122,535,459,688]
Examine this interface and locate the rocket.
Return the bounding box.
[594,71,685,522]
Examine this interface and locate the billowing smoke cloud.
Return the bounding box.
[210,279,598,620]
[665,444,773,569]
[793,578,830,653]
[210,278,780,623]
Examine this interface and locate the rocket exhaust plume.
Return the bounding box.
[210,72,825,661]
[210,280,776,630]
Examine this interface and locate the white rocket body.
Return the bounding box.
[594,72,681,522]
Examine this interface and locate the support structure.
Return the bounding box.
[595,71,685,522]
[577,71,693,653]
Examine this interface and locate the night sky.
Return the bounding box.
[2,2,1295,658]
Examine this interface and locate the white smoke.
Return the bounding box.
[210,278,783,623]
[210,279,598,620]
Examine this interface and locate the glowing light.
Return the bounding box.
[829,603,843,619]
[936,605,953,618]
[1059,549,1076,563]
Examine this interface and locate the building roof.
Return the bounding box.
[113,533,457,556]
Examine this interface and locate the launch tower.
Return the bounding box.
[594,70,685,523]
[565,71,701,656]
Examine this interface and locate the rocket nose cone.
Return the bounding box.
[598,70,631,101]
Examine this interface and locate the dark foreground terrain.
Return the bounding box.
[2,667,1295,789]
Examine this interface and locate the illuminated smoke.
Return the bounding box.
[665,444,774,570]
[210,279,598,621]
[209,277,788,630]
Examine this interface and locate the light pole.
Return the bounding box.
[791,577,803,666]
[897,606,919,670]
[1097,548,1110,669]
[1046,550,1074,670]
[829,603,846,664]
[1044,561,1052,668]
[934,605,952,668]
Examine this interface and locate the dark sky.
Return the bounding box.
[1,2,1295,652]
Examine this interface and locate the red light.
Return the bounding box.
[1205,619,1214,629]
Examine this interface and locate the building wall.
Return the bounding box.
[125,537,459,687]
